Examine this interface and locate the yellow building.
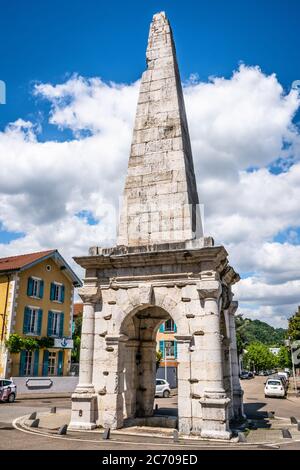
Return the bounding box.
[156,319,178,388]
[0,250,82,378]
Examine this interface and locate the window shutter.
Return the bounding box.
[37,309,43,335]
[42,350,49,376]
[23,307,30,334]
[159,323,164,333]
[159,340,164,358]
[60,285,65,303]
[47,311,53,336]
[39,280,44,299]
[33,350,39,376]
[27,277,34,296]
[57,351,64,376]
[174,340,177,359]
[174,322,177,333]
[19,350,26,376]
[59,313,64,337]
[50,283,55,301]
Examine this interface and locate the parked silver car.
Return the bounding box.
[0,378,17,402]
[155,379,171,398]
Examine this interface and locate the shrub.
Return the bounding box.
[5,334,24,353]
[23,337,39,351]
[38,336,54,349]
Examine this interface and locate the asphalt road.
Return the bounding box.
[242,376,300,419]
[0,377,299,450]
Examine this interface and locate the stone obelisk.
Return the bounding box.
[70,11,242,441]
[118,11,202,246]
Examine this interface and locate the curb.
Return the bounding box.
[17,393,72,400]
[12,412,300,449]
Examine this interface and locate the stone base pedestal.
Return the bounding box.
[233,388,246,420]
[68,392,97,430]
[199,395,231,440]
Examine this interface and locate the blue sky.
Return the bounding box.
[1,0,300,134]
[0,0,299,327]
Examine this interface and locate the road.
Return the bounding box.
[0,377,299,450]
[242,376,300,419]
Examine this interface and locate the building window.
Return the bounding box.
[24,351,33,375]
[32,279,40,297]
[165,341,175,357]
[52,312,60,336]
[27,277,44,299]
[28,308,38,334]
[50,282,65,303]
[164,319,175,332]
[23,307,42,336]
[48,352,57,376]
[47,311,64,337]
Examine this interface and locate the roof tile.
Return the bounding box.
[0,250,55,273]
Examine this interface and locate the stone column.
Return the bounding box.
[100,334,128,430]
[197,277,231,440]
[222,336,233,420]
[176,335,192,435]
[228,301,245,420]
[136,340,157,417]
[69,280,100,430]
[123,340,139,420]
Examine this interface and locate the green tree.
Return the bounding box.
[275,346,291,369]
[243,342,277,372]
[235,315,250,354]
[156,350,163,370]
[235,315,286,351]
[72,316,82,362]
[287,308,300,341]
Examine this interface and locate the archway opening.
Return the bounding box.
[119,306,178,427]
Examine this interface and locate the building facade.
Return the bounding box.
[156,319,178,388]
[0,250,81,378]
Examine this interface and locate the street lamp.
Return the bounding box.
[164,343,168,382]
[284,337,298,394]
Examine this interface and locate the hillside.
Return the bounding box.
[235,316,286,351]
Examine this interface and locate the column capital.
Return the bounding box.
[197,280,222,300]
[228,301,238,315]
[78,279,101,304]
[105,334,129,344]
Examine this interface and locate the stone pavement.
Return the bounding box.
[13,408,300,449]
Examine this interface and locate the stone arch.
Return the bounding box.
[112,286,187,337]
[117,303,174,423]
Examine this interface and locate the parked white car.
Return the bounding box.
[264,378,286,398]
[155,379,171,398]
[277,371,289,384]
[0,378,17,402]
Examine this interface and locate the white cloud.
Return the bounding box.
[0,65,300,327]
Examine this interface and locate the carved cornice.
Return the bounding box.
[78,278,101,304]
[74,245,229,270]
[228,301,238,316]
[221,284,232,310]
[197,280,222,300]
[222,266,240,286]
